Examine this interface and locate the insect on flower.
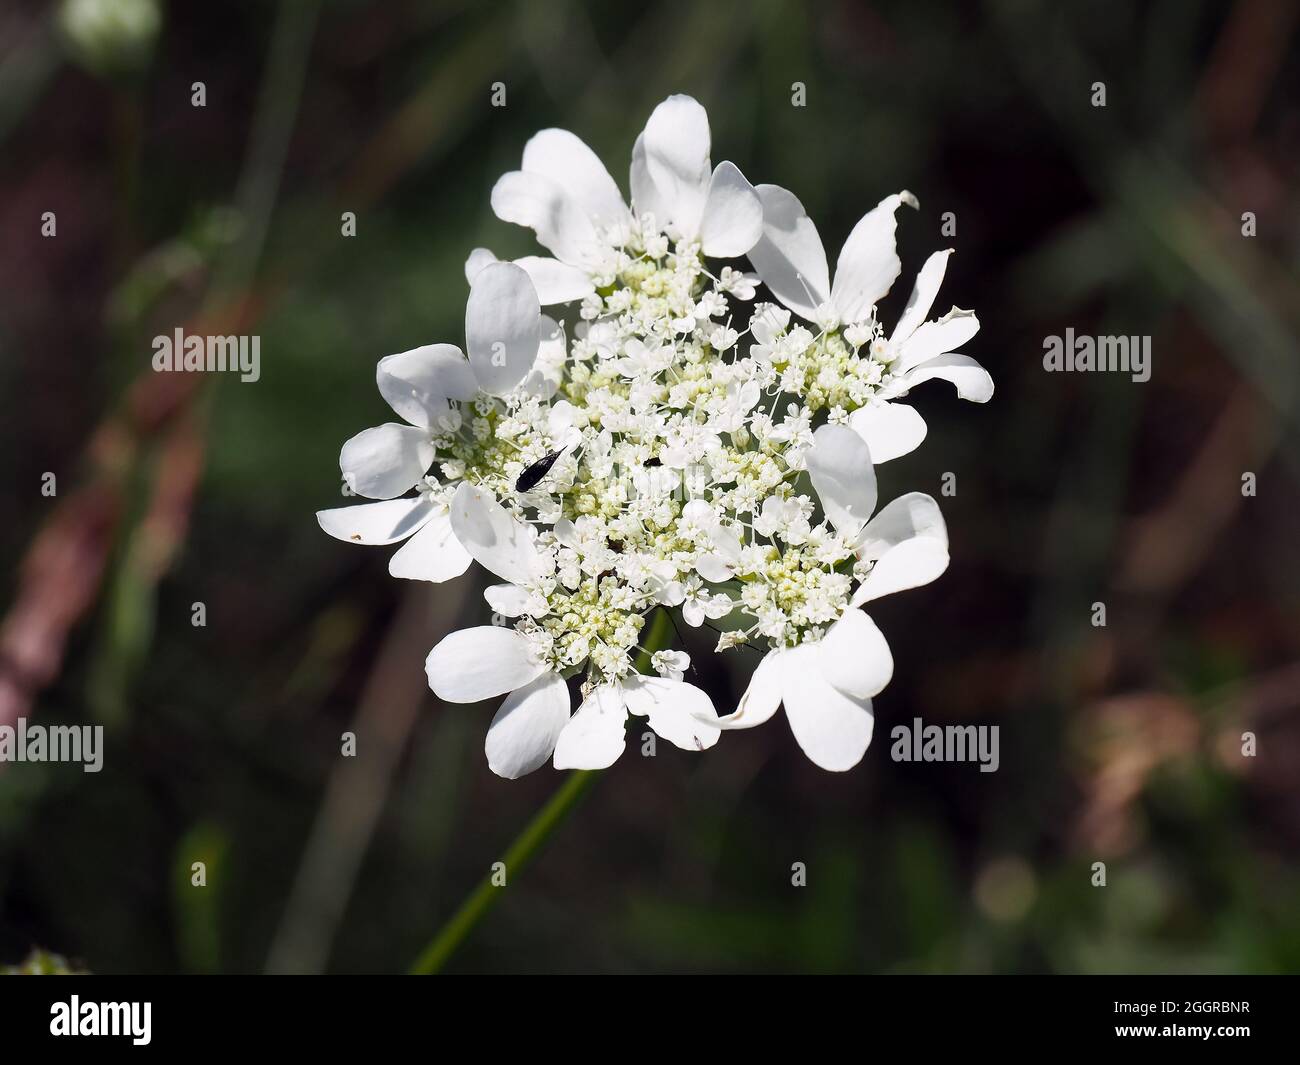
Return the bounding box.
[515,448,565,493]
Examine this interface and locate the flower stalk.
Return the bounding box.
[409,609,674,974]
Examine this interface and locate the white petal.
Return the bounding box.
[622,676,720,752]
[521,128,630,230]
[483,582,533,617]
[806,423,878,536]
[852,493,950,606]
[521,315,566,398]
[817,610,893,699]
[682,598,705,627]
[485,673,571,779]
[448,482,543,585]
[695,554,733,582]
[656,580,685,608]
[376,344,476,430]
[848,401,927,463]
[552,517,579,549]
[464,261,541,397]
[629,132,669,223]
[490,169,601,267]
[552,684,627,770]
[780,645,874,772]
[698,161,763,258]
[830,190,917,325]
[387,510,472,582]
[464,247,499,284]
[316,496,435,545]
[711,649,785,730]
[893,308,980,375]
[881,353,993,403]
[746,183,830,321]
[641,94,711,238]
[711,523,742,561]
[514,256,593,305]
[425,626,546,703]
[856,491,948,560]
[889,248,952,346]
[339,423,434,499]
[852,538,950,605]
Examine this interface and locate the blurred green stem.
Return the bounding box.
[409,608,674,975]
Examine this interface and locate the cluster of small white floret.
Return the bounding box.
[320,94,991,775]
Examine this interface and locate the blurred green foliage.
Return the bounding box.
[0,0,1297,973]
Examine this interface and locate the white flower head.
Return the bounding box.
[324,94,990,777]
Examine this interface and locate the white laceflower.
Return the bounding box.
[699,425,951,771]
[471,94,763,306]
[423,486,721,777]
[747,184,993,463]
[323,92,991,778]
[318,263,569,581]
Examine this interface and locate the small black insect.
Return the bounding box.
[515,449,564,492]
[644,456,662,468]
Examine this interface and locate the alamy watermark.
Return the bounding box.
[890,717,999,773]
[1042,328,1150,382]
[0,718,103,772]
[50,997,150,1046]
[152,328,260,382]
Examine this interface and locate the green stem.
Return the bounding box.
[408,608,675,974]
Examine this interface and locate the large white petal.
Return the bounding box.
[641,94,711,239]
[852,493,950,606]
[780,644,875,772]
[464,261,541,397]
[889,248,952,346]
[485,672,572,779]
[856,491,948,560]
[514,256,593,305]
[448,482,543,586]
[490,169,601,267]
[316,496,435,545]
[464,247,499,284]
[376,344,476,430]
[521,315,565,399]
[880,352,993,403]
[466,249,592,306]
[698,161,763,258]
[483,582,533,617]
[710,648,785,730]
[695,555,734,583]
[847,401,927,463]
[817,610,893,699]
[387,510,472,582]
[805,423,878,536]
[852,539,950,605]
[425,626,547,703]
[521,128,630,230]
[339,424,434,499]
[622,675,720,752]
[893,308,980,375]
[746,183,829,321]
[552,684,627,770]
[629,132,669,224]
[830,190,917,325]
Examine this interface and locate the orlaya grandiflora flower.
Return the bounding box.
[316,262,561,582]
[747,184,993,463]
[467,94,763,305]
[423,484,722,778]
[704,425,950,771]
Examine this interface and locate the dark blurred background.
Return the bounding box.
[1,0,1297,974]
